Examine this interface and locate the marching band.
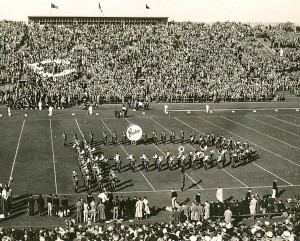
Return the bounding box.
[69,127,257,194]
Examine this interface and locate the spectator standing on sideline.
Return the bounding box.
[135,197,143,220]
[273,180,278,197]
[224,207,232,224]
[97,201,106,222]
[61,196,69,217]
[28,195,35,216]
[171,207,180,224]
[216,187,224,202]
[75,199,82,223]
[143,197,150,219]
[204,201,210,220]
[171,189,178,209]
[195,192,201,205]
[37,194,44,216]
[53,195,59,216]
[47,194,53,216]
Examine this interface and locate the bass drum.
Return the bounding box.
[178,146,185,153]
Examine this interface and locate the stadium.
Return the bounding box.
[0,0,300,240]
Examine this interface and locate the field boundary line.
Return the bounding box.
[8,120,25,186]
[99,118,156,192]
[223,117,300,151]
[53,184,300,195]
[125,117,203,190]
[169,107,300,112]
[150,117,248,188]
[246,116,300,138]
[50,119,58,194]
[197,116,294,185]
[267,115,300,128]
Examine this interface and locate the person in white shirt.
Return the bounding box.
[216,187,224,202]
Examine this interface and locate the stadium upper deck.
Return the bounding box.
[28,16,169,25]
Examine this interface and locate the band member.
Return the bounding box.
[63,131,67,147]
[74,132,78,142]
[110,170,117,192]
[170,130,176,144]
[72,171,79,193]
[181,168,186,191]
[152,130,158,145]
[158,155,163,171]
[180,129,185,144]
[169,155,175,171]
[153,152,159,168]
[97,173,104,191]
[190,132,195,144]
[140,153,147,169]
[90,131,94,146]
[144,131,148,145]
[122,131,127,145]
[114,153,122,173]
[161,130,167,144]
[102,131,108,145]
[127,153,136,172]
[144,155,150,172]
[112,131,117,145]
[166,151,171,168]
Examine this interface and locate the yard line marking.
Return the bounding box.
[150,117,248,188]
[124,118,203,190]
[50,119,58,194]
[75,119,83,134]
[246,116,300,138]
[290,115,300,120]
[267,115,300,128]
[197,117,294,185]
[222,116,300,151]
[99,118,156,192]
[55,184,300,195]
[8,120,25,186]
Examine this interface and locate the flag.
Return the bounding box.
[51,3,58,9]
[98,1,103,13]
[146,4,150,9]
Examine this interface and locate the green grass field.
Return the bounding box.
[0,102,300,227]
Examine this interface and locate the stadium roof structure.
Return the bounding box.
[28,16,168,25]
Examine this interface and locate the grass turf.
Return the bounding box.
[0,102,300,227]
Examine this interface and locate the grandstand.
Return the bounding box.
[28,16,169,25]
[0,13,300,240]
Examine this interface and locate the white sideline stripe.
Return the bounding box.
[169,107,300,112]
[197,117,294,186]
[246,116,300,138]
[50,119,58,194]
[150,117,248,188]
[54,184,300,195]
[125,118,203,190]
[100,118,156,192]
[8,120,25,186]
[223,117,300,151]
[267,115,300,129]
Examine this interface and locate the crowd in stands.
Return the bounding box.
[1,191,300,240]
[0,21,300,108]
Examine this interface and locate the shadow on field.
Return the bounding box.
[150,205,165,217]
[0,194,30,222]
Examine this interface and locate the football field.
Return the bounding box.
[0,102,300,227]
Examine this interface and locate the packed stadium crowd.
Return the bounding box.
[1,21,300,109]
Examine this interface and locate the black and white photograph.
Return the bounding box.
[0,0,300,240]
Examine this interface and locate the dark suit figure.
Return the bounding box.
[53,195,60,216]
[37,194,45,216]
[28,195,35,216]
